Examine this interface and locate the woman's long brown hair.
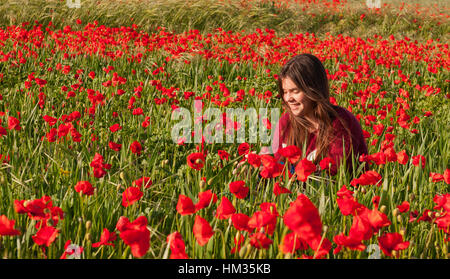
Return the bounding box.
[277,53,352,165]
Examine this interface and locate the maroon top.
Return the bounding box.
[272,105,368,175]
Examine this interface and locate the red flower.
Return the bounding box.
[218,150,229,161]
[238,142,250,156]
[350,170,382,187]
[336,185,362,216]
[215,196,236,219]
[278,145,302,164]
[116,216,150,258]
[273,182,291,196]
[229,180,249,199]
[167,231,188,259]
[176,195,196,215]
[248,210,277,235]
[187,152,205,170]
[259,154,284,178]
[132,176,153,188]
[230,234,245,254]
[195,190,217,211]
[74,181,95,196]
[279,232,307,254]
[295,158,316,182]
[108,141,122,151]
[0,215,21,236]
[130,141,142,155]
[231,213,253,233]
[247,153,261,168]
[109,123,122,133]
[283,194,324,245]
[319,157,336,173]
[333,233,366,254]
[249,233,272,249]
[193,216,214,246]
[396,201,410,213]
[92,228,117,248]
[378,232,410,257]
[8,116,21,131]
[412,155,426,169]
[122,186,143,207]
[32,225,59,247]
[444,169,450,184]
[396,150,409,165]
[433,193,450,212]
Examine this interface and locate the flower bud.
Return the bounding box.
[399,228,406,237]
[409,193,415,201]
[85,220,92,230]
[397,215,402,223]
[379,205,386,213]
[199,180,206,190]
[119,172,125,180]
[392,208,399,217]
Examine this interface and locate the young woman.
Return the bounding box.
[272,53,368,176]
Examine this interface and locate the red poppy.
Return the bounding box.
[283,194,323,244]
[176,195,196,215]
[195,190,217,211]
[350,170,382,187]
[433,193,450,212]
[273,182,291,196]
[32,225,59,247]
[109,123,122,133]
[229,180,249,199]
[248,210,277,235]
[247,152,261,168]
[412,155,426,169]
[230,233,245,254]
[193,215,214,246]
[218,150,230,161]
[396,201,410,213]
[167,231,188,259]
[108,141,122,151]
[249,232,272,249]
[122,186,143,207]
[279,231,307,254]
[132,176,153,189]
[378,232,410,257]
[186,152,205,170]
[278,145,302,164]
[92,228,117,248]
[444,169,450,184]
[238,142,250,156]
[0,215,21,236]
[116,216,150,258]
[215,196,236,219]
[429,172,444,183]
[333,233,366,254]
[74,181,95,196]
[319,157,336,173]
[8,116,21,131]
[130,141,142,155]
[396,150,409,165]
[295,158,316,182]
[231,213,253,233]
[259,154,284,178]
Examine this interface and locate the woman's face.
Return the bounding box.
[282,77,314,117]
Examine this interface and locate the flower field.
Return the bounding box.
[0,0,448,259]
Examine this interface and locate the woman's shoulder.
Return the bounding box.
[332,105,359,127]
